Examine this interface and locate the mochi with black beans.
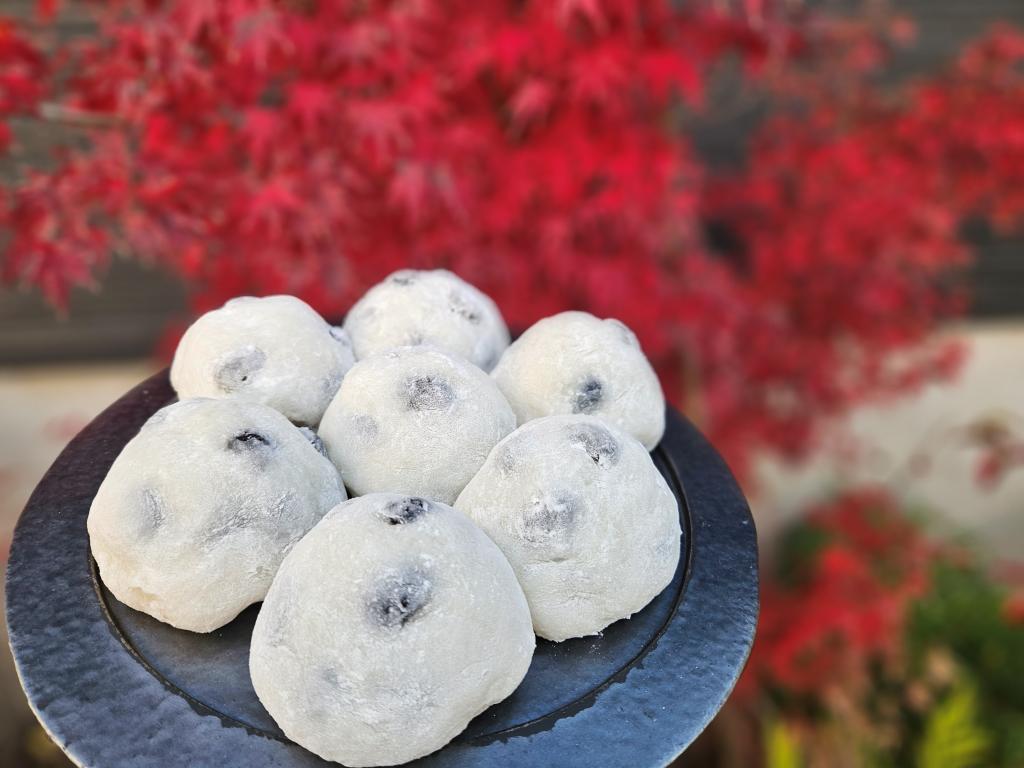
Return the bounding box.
[455,415,680,642]
[87,398,345,633]
[170,295,355,426]
[249,493,534,767]
[490,311,666,449]
[318,345,516,504]
[343,269,510,371]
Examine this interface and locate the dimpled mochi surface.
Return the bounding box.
[170,295,355,426]
[87,398,346,633]
[491,311,666,450]
[318,345,516,504]
[343,269,510,371]
[455,415,680,642]
[249,493,535,767]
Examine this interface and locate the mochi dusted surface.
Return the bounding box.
[88,398,345,633]
[342,269,510,372]
[249,493,534,767]
[455,415,680,642]
[491,311,666,450]
[171,295,355,426]
[319,345,515,505]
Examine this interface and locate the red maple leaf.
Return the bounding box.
[510,79,555,128]
[287,81,335,134]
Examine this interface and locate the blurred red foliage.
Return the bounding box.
[2,2,1024,473]
[0,17,46,153]
[741,489,931,699]
[735,488,1024,765]
[1005,594,1024,626]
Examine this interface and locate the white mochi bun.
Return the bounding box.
[249,493,534,767]
[455,415,680,642]
[171,295,355,426]
[491,311,665,449]
[319,345,515,505]
[343,269,509,371]
[88,398,345,632]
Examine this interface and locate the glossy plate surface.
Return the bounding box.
[6,371,758,767]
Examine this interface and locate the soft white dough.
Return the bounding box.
[342,269,510,371]
[88,398,345,633]
[455,415,680,642]
[170,295,355,426]
[318,345,516,504]
[490,311,666,450]
[250,493,535,767]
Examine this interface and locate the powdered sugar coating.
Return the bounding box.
[171,295,355,426]
[343,269,510,371]
[491,311,666,449]
[455,415,680,641]
[250,493,534,767]
[88,398,345,633]
[319,345,516,504]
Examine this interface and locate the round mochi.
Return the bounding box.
[170,295,355,426]
[319,345,516,504]
[343,269,510,371]
[491,311,666,450]
[250,493,535,767]
[455,415,680,642]
[88,398,345,633]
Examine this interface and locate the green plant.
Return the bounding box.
[909,562,1024,766]
[917,685,991,768]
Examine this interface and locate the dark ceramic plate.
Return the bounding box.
[5,371,757,768]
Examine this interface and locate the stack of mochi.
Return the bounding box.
[87,269,681,768]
